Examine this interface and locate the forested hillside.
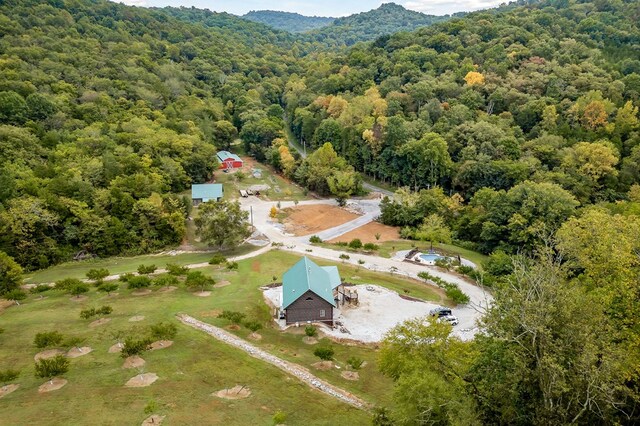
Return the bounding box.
[242,10,335,33]
[0,0,292,270]
[308,3,452,46]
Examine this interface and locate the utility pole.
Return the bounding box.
[250,206,254,231]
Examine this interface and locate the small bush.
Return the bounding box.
[0,369,19,384]
[55,278,83,291]
[153,274,179,288]
[457,265,474,275]
[68,283,89,297]
[339,254,350,261]
[357,259,365,265]
[347,356,364,370]
[127,276,152,289]
[120,337,152,358]
[363,243,379,251]
[272,410,287,425]
[244,320,262,332]
[309,235,322,243]
[97,282,119,294]
[304,325,317,337]
[218,310,246,325]
[86,268,109,281]
[208,253,227,265]
[185,271,215,292]
[137,264,157,275]
[119,273,135,283]
[334,241,348,247]
[434,258,451,270]
[226,261,239,270]
[313,346,334,361]
[166,263,189,276]
[34,331,64,348]
[96,305,113,315]
[144,400,158,415]
[445,286,470,304]
[34,355,69,379]
[348,238,363,249]
[4,289,26,301]
[64,336,85,349]
[149,322,177,340]
[80,308,96,319]
[30,284,52,294]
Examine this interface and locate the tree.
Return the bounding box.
[34,356,69,379]
[269,205,277,218]
[212,120,238,150]
[127,276,151,289]
[415,214,451,250]
[398,133,452,190]
[97,282,119,295]
[149,322,177,340]
[34,331,64,348]
[194,200,250,249]
[0,251,22,295]
[86,268,109,283]
[327,170,357,206]
[185,271,215,293]
[120,336,152,358]
[69,283,89,298]
[464,71,485,86]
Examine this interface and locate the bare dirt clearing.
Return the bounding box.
[142,414,165,425]
[312,361,334,371]
[213,385,252,400]
[341,371,360,381]
[67,346,92,358]
[132,289,152,296]
[328,221,400,244]
[283,205,360,236]
[302,336,318,345]
[193,291,211,297]
[0,384,19,398]
[128,315,145,322]
[89,318,111,328]
[123,355,145,369]
[108,343,123,353]
[38,378,67,393]
[125,373,158,387]
[213,280,231,288]
[149,340,173,351]
[34,349,65,361]
[157,286,177,293]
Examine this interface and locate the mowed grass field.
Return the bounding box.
[0,250,448,425]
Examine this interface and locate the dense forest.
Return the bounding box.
[242,10,335,33]
[1,0,640,422]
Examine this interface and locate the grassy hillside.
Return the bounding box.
[243,10,335,33]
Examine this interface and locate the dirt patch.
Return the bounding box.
[89,318,111,328]
[0,299,15,313]
[214,281,231,288]
[200,309,222,318]
[142,415,166,425]
[283,204,360,236]
[193,291,211,297]
[158,286,177,294]
[312,361,334,371]
[248,332,262,341]
[70,295,88,302]
[38,378,67,393]
[302,336,318,345]
[149,340,173,351]
[0,384,19,398]
[213,385,251,400]
[132,289,152,296]
[226,324,241,331]
[34,349,65,361]
[108,343,124,353]
[328,221,400,244]
[125,373,158,388]
[123,355,146,369]
[67,347,92,358]
[129,315,145,322]
[341,371,360,381]
[251,260,261,272]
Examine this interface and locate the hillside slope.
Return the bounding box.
[243,10,335,33]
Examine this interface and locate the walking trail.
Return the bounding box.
[177,314,371,410]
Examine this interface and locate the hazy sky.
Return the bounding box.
[117,0,506,17]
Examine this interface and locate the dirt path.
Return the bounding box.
[177,314,370,410]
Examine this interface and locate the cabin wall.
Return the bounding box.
[285,290,333,325]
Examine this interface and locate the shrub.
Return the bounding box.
[97,282,119,294]
[166,263,189,276]
[363,243,379,251]
[347,356,364,370]
[119,273,135,283]
[86,268,109,281]
[445,286,470,304]
[68,283,89,297]
[34,355,69,379]
[483,250,514,277]
[137,264,157,275]
[272,410,287,425]
[348,238,363,249]
[244,320,262,332]
[96,305,112,315]
[304,325,317,337]
[313,346,334,361]
[120,337,152,358]
[334,241,348,247]
[55,278,82,291]
[153,274,179,288]
[208,253,227,265]
[218,310,246,325]
[4,289,26,301]
[0,369,19,384]
[309,235,322,243]
[374,233,381,241]
[127,276,152,289]
[30,284,52,294]
[185,271,215,292]
[64,336,85,349]
[434,258,451,270]
[457,265,474,275]
[339,254,350,261]
[357,259,365,265]
[80,308,96,319]
[34,331,64,348]
[149,322,177,340]
[226,261,239,270]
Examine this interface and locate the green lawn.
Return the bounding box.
[1,250,451,424]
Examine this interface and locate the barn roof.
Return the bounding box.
[191,183,223,201]
[217,151,243,162]
[282,257,338,309]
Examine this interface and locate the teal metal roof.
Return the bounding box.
[217,151,242,162]
[282,257,338,309]
[191,184,223,201]
[322,266,342,289]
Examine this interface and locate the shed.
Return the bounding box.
[191,184,223,206]
[217,151,244,170]
[282,257,339,325]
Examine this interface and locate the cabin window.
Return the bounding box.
[306,297,313,301]
[320,309,326,318]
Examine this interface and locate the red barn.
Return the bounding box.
[217,151,244,170]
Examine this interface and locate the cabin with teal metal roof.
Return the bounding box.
[191,183,224,206]
[282,257,341,325]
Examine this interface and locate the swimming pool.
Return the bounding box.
[419,253,444,263]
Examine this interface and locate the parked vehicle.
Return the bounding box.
[429,307,459,326]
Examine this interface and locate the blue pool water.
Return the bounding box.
[419,253,444,262]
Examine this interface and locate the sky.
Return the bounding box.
[117,0,507,17]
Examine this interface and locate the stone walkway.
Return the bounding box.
[177,314,370,410]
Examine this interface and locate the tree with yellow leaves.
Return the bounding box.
[464,71,485,86]
[269,205,277,218]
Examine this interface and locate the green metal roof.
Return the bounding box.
[282,257,338,309]
[322,266,342,289]
[191,184,223,201]
[217,151,242,162]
